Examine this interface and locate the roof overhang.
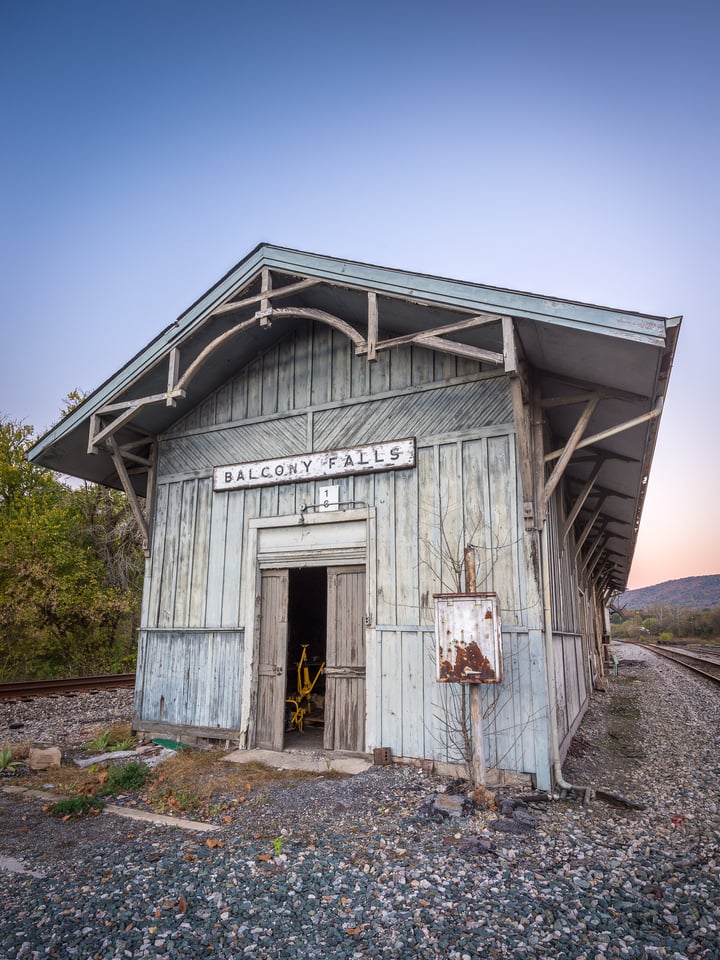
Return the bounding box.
[28,242,680,591]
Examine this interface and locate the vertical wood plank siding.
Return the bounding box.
[134,629,244,730]
[546,487,590,755]
[139,323,553,784]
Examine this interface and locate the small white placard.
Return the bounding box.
[318,484,340,512]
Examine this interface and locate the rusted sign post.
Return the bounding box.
[434,555,503,787]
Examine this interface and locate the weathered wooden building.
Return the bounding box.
[30,244,679,789]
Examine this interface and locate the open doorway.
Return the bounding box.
[255,564,366,753]
[284,567,327,749]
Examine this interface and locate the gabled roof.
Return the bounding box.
[28,243,680,592]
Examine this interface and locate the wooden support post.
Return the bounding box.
[167,348,180,406]
[108,436,149,551]
[542,396,599,513]
[562,458,604,542]
[260,268,272,325]
[504,317,535,528]
[470,685,486,788]
[463,545,486,787]
[367,291,378,361]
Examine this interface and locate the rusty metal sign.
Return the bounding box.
[434,592,503,684]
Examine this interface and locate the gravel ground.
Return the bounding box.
[1,642,719,959]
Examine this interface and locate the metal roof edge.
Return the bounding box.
[28,244,273,460]
[262,245,670,342]
[27,242,676,462]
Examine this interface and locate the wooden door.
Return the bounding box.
[255,569,288,751]
[324,565,366,752]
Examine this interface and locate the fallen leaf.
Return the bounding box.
[205,838,224,849]
[178,896,188,914]
[345,926,363,936]
[222,816,233,824]
[183,853,198,862]
[341,897,352,906]
[257,853,272,862]
[419,899,431,907]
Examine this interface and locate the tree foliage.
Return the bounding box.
[611,601,720,642]
[0,412,144,681]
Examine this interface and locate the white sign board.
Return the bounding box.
[214,438,416,491]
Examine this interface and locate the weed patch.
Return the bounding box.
[98,761,153,796]
[0,744,24,772]
[46,795,105,818]
[83,724,136,752]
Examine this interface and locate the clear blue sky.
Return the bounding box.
[1,1,718,589]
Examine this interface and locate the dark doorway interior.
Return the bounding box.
[285,567,327,746]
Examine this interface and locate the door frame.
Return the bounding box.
[238,508,376,751]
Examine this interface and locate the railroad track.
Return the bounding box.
[642,644,720,685]
[0,673,135,701]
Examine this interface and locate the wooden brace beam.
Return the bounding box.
[208,277,320,318]
[367,291,378,361]
[108,436,149,551]
[542,396,599,512]
[562,458,605,541]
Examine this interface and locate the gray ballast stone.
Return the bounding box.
[1,641,719,958]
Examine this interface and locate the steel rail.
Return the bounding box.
[642,644,720,685]
[0,674,135,701]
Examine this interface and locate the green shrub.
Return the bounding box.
[98,761,153,796]
[46,796,105,818]
[0,746,22,772]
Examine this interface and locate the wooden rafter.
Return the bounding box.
[562,457,605,541]
[208,277,320,318]
[574,499,606,558]
[504,316,535,528]
[541,396,599,513]
[535,369,651,405]
[367,292,378,361]
[546,404,663,461]
[356,312,504,365]
[263,307,365,349]
[108,435,150,552]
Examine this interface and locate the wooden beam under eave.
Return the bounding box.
[562,458,605,541]
[108,436,149,552]
[208,278,320,318]
[503,319,535,528]
[574,499,606,558]
[501,316,517,375]
[367,291,378,361]
[586,541,607,578]
[167,348,180,406]
[143,440,157,554]
[532,380,547,527]
[545,404,663,462]
[260,268,272,323]
[541,396,599,513]
[413,336,504,365]
[356,312,504,360]
[89,403,148,452]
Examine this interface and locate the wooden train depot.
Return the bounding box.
[29,244,680,790]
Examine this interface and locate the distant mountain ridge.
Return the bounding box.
[618,574,720,611]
